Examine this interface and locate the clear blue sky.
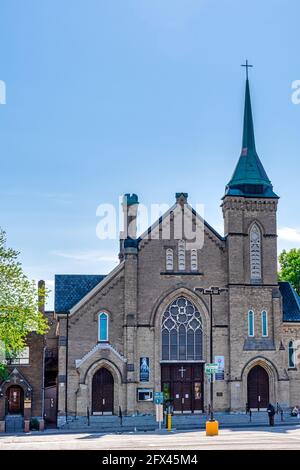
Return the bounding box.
[1,0,300,308]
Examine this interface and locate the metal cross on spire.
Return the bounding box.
[241,59,253,80]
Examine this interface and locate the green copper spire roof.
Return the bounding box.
[224,78,278,199]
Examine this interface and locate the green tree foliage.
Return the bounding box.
[0,229,48,367]
[0,363,8,381]
[278,248,300,295]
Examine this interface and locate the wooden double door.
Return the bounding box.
[161,364,203,413]
[92,368,114,415]
[247,365,269,409]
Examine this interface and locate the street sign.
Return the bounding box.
[205,363,218,375]
[154,392,164,405]
[155,403,164,430]
[155,404,164,423]
[208,374,215,383]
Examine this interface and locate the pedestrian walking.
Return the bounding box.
[267,403,275,426]
[119,406,123,427]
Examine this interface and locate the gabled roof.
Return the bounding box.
[225,78,278,199]
[55,274,105,313]
[279,281,300,322]
[138,201,225,244]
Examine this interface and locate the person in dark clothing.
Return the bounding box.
[267,403,275,426]
[119,406,123,426]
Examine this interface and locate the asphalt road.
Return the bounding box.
[1,425,300,450]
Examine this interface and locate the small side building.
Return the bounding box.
[0,332,45,433]
[0,284,58,433]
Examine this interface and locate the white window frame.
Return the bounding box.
[178,240,186,271]
[98,312,109,342]
[166,248,174,271]
[261,310,268,337]
[190,249,198,271]
[248,310,255,337]
[6,346,30,365]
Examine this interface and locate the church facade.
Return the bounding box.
[55,78,300,424]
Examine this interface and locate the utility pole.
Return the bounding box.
[194,286,228,433]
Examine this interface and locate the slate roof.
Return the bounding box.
[279,281,300,322]
[55,274,105,313]
[54,276,300,323]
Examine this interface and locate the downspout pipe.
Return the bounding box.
[65,311,69,423]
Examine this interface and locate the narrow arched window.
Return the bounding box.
[166,248,173,271]
[288,340,296,368]
[261,310,268,337]
[250,224,262,282]
[178,240,185,271]
[191,249,198,271]
[248,310,254,337]
[98,312,109,342]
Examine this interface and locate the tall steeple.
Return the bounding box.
[224,68,278,199]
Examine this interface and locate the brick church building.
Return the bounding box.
[1,77,299,435]
[53,76,300,424]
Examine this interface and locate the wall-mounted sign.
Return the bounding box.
[24,399,31,409]
[140,357,150,382]
[215,355,225,381]
[137,388,153,402]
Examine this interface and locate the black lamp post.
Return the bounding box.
[194,286,228,422]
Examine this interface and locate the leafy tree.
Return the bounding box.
[0,363,8,381]
[0,229,48,376]
[278,248,300,295]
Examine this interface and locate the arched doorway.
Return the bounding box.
[6,386,24,415]
[92,368,114,415]
[247,365,269,409]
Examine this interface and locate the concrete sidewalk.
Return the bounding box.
[1,411,298,436]
[2,426,300,450]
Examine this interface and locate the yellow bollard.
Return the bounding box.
[206,420,219,436]
[167,413,172,431]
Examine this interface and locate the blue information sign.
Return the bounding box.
[154,392,164,405]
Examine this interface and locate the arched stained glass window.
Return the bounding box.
[248,310,254,337]
[98,312,109,342]
[161,297,202,361]
[261,310,268,337]
[250,224,262,282]
[166,248,173,271]
[288,340,296,368]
